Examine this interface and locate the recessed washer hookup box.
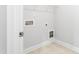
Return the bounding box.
[25,21,33,25]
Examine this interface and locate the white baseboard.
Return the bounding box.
[24,38,79,54]
[24,39,54,54]
[54,39,79,53]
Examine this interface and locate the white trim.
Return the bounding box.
[7,6,23,54]
[53,39,79,53]
[24,38,79,54]
[24,39,54,54]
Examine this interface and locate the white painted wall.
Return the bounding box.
[54,6,79,48]
[54,6,74,45]
[73,6,79,48]
[0,5,7,54]
[23,5,55,50]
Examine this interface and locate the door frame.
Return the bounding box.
[7,5,23,54]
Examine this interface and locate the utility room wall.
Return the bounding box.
[23,5,55,50]
[54,6,79,49]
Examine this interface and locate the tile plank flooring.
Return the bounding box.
[28,42,75,54]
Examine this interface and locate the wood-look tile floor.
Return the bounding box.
[28,42,75,54]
